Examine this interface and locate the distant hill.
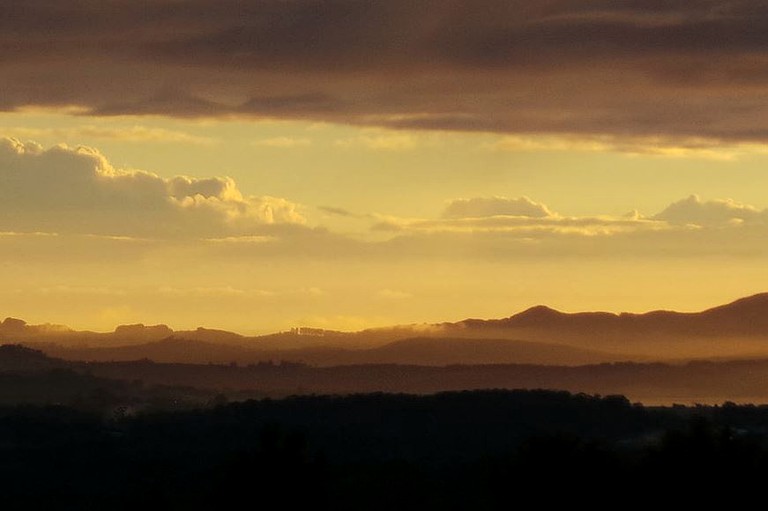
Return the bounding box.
[0,317,74,337]
[453,293,768,336]
[7,343,768,405]
[355,337,621,366]
[0,319,243,347]
[36,337,260,365]
[9,293,768,363]
[432,293,768,358]
[32,336,623,366]
[0,344,67,371]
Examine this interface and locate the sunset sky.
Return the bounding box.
[3,1,768,333]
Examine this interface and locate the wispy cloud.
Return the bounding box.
[157,286,274,298]
[37,285,128,297]
[488,134,768,160]
[1,126,214,145]
[335,132,419,151]
[376,289,413,300]
[253,136,312,148]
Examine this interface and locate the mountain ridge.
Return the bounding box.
[451,292,768,337]
[6,292,768,363]
[5,292,768,342]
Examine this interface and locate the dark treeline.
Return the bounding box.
[2,390,768,509]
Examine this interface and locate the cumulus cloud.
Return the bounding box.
[372,193,768,241]
[378,194,768,239]
[5,185,768,264]
[4,1,768,144]
[362,194,768,260]
[372,195,670,238]
[0,137,304,238]
[443,196,554,219]
[654,195,764,227]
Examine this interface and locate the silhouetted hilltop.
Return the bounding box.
[0,318,244,348]
[700,292,768,322]
[1,317,27,332]
[185,327,244,342]
[496,305,565,325]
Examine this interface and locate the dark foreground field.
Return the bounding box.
[2,390,768,509]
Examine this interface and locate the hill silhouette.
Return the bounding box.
[441,293,768,358]
[0,320,243,347]
[0,344,66,371]
[8,342,768,405]
[358,337,620,365]
[456,293,768,336]
[8,293,768,364]
[34,336,621,366]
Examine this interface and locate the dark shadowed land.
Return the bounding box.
[2,389,768,509]
[7,294,768,406]
[5,344,768,407]
[4,304,768,508]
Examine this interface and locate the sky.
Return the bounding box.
[3,0,768,333]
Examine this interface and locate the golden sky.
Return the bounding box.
[2,1,768,332]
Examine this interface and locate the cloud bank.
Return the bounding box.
[3,135,768,259]
[3,1,768,143]
[0,137,303,238]
[654,195,763,226]
[369,193,768,259]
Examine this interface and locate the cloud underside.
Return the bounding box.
[3,1,768,142]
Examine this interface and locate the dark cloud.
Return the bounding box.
[4,1,768,140]
[318,206,359,218]
[240,93,346,116]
